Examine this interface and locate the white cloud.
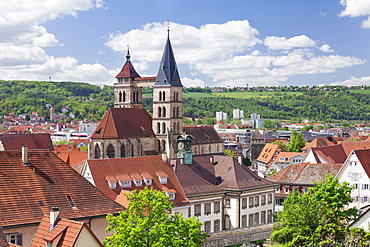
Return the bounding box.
[264,35,316,50]
[33,33,62,47]
[340,0,370,28]
[331,76,370,86]
[319,44,334,52]
[181,77,205,88]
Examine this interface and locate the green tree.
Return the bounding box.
[272,140,289,152]
[104,187,208,247]
[301,125,313,131]
[288,130,306,152]
[271,174,358,246]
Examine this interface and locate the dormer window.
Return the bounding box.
[157,172,168,184]
[106,176,117,189]
[134,179,142,187]
[166,192,176,201]
[109,181,116,189]
[120,181,132,188]
[144,178,152,185]
[279,157,285,161]
[160,177,168,184]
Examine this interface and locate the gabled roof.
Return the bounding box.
[353,149,370,179]
[0,150,123,227]
[154,33,182,87]
[176,155,276,193]
[309,144,347,163]
[91,108,155,139]
[183,125,223,144]
[341,141,370,156]
[268,163,342,185]
[53,151,87,167]
[301,137,336,151]
[0,133,54,151]
[251,130,263,140]
[84,156,189,207]
[115,50,141,79]
[31,215,102,247]
[257,143,281,165]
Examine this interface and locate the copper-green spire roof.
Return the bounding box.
[154,31,182,87]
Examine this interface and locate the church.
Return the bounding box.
[88,31,224,160]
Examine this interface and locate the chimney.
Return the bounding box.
[161,152,167,162]
[50,207,60,230]
[22,145,28,165]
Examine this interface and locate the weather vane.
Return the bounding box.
[167,20,170,33]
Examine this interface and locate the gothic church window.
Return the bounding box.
[95,144,101,159]
[107,144,115,158]
[120,144,125,157]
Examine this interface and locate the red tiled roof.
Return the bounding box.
[116,60,140,78]
[91,108,155,139]
[84,156,189,208]
[341,141,370,156]
[0,133,54,151]
[53,151,88,167]
[183,126,223,144]
[257,143,281,165]
[354,149,370,179]
[0,150,123,227]
[31,215,102,247]
[310,144,347,163]
[302,137,336,151]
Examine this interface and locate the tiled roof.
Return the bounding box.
[310,144,347,163]
[115,51,141,79]
[301,137,336,151]
[341,141,370,156]
[53,151,87,167]
[84,156,189,207]
[354,149,370,179]
[268,163,342,184]
[183,126,223,144]
[177,155,276,193]
[31,215,102,247]
[251,130,263,140]
[0,133,54,151]
[91,108,155,139]
[0,150,123,227]
[257,143,280,165]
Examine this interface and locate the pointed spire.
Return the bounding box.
[126,45,131,61]
[154,24,183,87]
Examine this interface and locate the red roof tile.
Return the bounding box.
[91,108,155,139]
[84,156,189,208]
[0,133,54,151]
[0,150,123,227]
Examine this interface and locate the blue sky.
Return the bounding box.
[1,0,370,87]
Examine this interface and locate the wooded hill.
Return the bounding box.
[0,80,369,123]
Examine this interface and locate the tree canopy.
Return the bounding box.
[288,130,306,152]
[104,187,208,247]
[271,174,360,246]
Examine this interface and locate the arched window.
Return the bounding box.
[159,91,162,101]
[158,140,161,152]
[162,123,166,134]
[163,107,166,117]
[138,142,142,156]
[163,91,166,101]
[120,144,125,157]
[157,122,161,134]
[161,140,166,152]
[158,107,161,117]
[119,91,122,102]
[173,107,176,118]
[176,107,180,118]
[123,91,126,102]
[107,144,115,158]
[94,144,101,159]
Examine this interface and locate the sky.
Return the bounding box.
[1,0,370,88]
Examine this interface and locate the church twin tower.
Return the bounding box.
[88,31,183,160]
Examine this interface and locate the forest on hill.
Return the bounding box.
[0,80,369,123]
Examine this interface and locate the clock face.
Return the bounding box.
[178,142,184,149]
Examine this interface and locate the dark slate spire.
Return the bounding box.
[154,30,183,87]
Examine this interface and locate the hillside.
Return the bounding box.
[0,80,369,123]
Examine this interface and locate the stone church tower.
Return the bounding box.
[114,48,143,109]
[152,31,183,159]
